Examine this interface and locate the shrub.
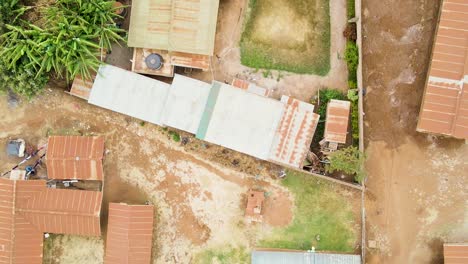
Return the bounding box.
[326,146,366,183]
[0,0,125,98]
[0,60,49,99]
[343,23,357,42]
[169,131,181,142]
[347,89,359,145]
[345,41,359,82]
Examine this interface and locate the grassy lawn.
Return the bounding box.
[258,170,357,251]
[240,0,330,75]
[193,246,250,264]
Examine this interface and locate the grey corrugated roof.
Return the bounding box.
[251,250,361,264]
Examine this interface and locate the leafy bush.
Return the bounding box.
[0,60,49,99]
[345,41,359,82]
[169,131,181,142]
[0,0,125,94]
[0,0,29,34]
[312,89,347,145]
[347,89,359,145]
[326,146,366,183]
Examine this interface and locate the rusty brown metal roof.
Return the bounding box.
[245,190,264,223]
[324,99,351,144]
[417,0,468,139]
[105,203,154,264]
[0,179,102,264]
[46,136,105,180]
[69,74,95,100]
[444,243,468,264]
[268,96,320,168]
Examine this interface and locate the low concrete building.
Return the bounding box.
[251,249,361,264]
[88,65,170,125]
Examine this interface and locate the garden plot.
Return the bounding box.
[240,0,331,75]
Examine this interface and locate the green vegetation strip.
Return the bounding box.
[193,246,249,264]
[259,170,357,251]
[240,0,331,75]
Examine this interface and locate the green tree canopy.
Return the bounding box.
[326,146,366,183]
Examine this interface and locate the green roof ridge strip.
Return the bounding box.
[196,81,221,139]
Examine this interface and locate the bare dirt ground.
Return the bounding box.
[362,0,468,263]
[0,90,294,263]
[186,0,349,102]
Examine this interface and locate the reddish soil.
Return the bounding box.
[362,0,468,263]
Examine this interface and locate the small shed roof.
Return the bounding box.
[269,96,320,168]
[70,74,95,100]
[251,250,361,264]
[46,136,104,180]
[245,190,264,222]
[127,0,220,55]
[444,243,468,264]
[324,100,351,144]
[88,65,171,125]
[161,74,212,133]
[105,203,154,264]
[0,179,102,264]
[196,82,284,160]
[417,0,468,139]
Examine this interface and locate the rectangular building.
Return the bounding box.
[46,136,105,180]
[417,0,468,139]
[105,203,154,264]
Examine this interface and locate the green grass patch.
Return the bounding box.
[240,0,331,75]
[169,131,181,142]
[193,246,250,264]
[258,170,357,251]
[347,0,356,19]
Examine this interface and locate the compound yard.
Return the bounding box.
[240,0,330,75]
[0,88,360,263]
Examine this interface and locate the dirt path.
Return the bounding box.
[362,0,468,263]
[191,0,348,102]
[0,89,293,264]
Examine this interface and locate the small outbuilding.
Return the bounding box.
[444,243,468,264]
[105,203,155,264]
[245,190,265,223]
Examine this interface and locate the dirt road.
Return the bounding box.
[362,0,468,263]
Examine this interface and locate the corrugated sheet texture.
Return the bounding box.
[417,0,468,139]
[70,74,94,100]
[161,74,211,134]
[232,79,269,97]
[127,0,220,55]
[105,203,154,264]
[251,250,361,264]
[200,82,284,160]
[88,65,171,126]
[47,136,104,180]
[0,179,102,264]
[324,100,351,144]
[269,96,319,168]
[444,243,468,264]
[245,190,264,222]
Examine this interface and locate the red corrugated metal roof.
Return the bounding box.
[46,136,105,180]
[269,96,320,168]
[417,0,468,139]
[105,203,154,264]
[245,190,264,223]
[70,74,95,100]
[0,179,102,264]
[324,100,351,144]
[444,243,468,264]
